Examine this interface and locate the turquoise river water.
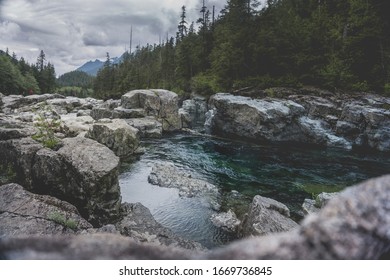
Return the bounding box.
[119,133,390,248]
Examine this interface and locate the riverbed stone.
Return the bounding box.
[240,195,298,237]
[86,119,139,158]
[148,162,218,198]
[116,202,204,250]
[210,210,241,232]
[0,183,92,235]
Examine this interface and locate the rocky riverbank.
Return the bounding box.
[206,89,390,151]
[1,87,389,258]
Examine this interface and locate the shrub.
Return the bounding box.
[48,211,78,230]
[32,104,62,149]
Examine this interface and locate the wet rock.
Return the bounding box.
[179,98,208,129]
[298,116,352,149]
[210,93,305,142]
[86,119,139,158]
[0,183,92,236]
[210,210,241,232]
[148,162,218,198]
[240,195,298,237]
[125,117,162,138]
[116,202,203,250]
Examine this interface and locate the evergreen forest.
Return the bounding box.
[94,0,390,99]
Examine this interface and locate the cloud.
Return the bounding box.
[0,0,226,75]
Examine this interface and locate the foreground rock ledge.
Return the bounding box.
[1,175,389,259]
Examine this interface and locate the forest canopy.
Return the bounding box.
[94,0,390,99]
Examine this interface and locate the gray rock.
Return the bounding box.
[315,192,339,208]
[61,114,94,137]
[113,107,146,119]
[148,162,218,198]
[240,195,298,237]
[180,98,208,128]
[0,137,43,189]
[302,199,320,215]
[0,183,92,236]
[210,210,241,232]
[121,89,182,132]
[86,119,139,158]
[210,93,306,142]
[125,117,162,138]
[56,137,122,226]
[116,203,203,250]
[298,116,352,149]
[90,107,113,120]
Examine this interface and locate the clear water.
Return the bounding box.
[119,133,390,248]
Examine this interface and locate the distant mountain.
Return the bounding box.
[76,59,104,76]
[76,54,126,76]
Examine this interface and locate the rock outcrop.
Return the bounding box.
[208,91,390,151]
[0,183,92,235]
[1,175,389,259]
[210,210,241,233]
[240,195,298,236]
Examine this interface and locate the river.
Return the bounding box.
[119,132,390,248]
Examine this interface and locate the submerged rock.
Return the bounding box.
[240,195,298,237]
[148,162,218,198]
[0,183,92,235]
[116,202,204,251]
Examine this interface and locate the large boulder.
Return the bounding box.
[116,203,203,250]
[86,119,139,158]
[0,183,92,235]
[209,93,306,142]
[240,195,298,237]
[121,89,181,132]
[55,137,122,225]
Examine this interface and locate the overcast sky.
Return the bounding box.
[0,0,226,76]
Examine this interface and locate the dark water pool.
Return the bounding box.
[119,133,390,248]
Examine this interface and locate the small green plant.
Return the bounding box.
[48,211,78,230]
[32,104,62,149]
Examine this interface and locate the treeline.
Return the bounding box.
[94,0,390,100]
[0,49,56,95]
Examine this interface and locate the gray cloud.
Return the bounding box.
[0,0,226,75]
